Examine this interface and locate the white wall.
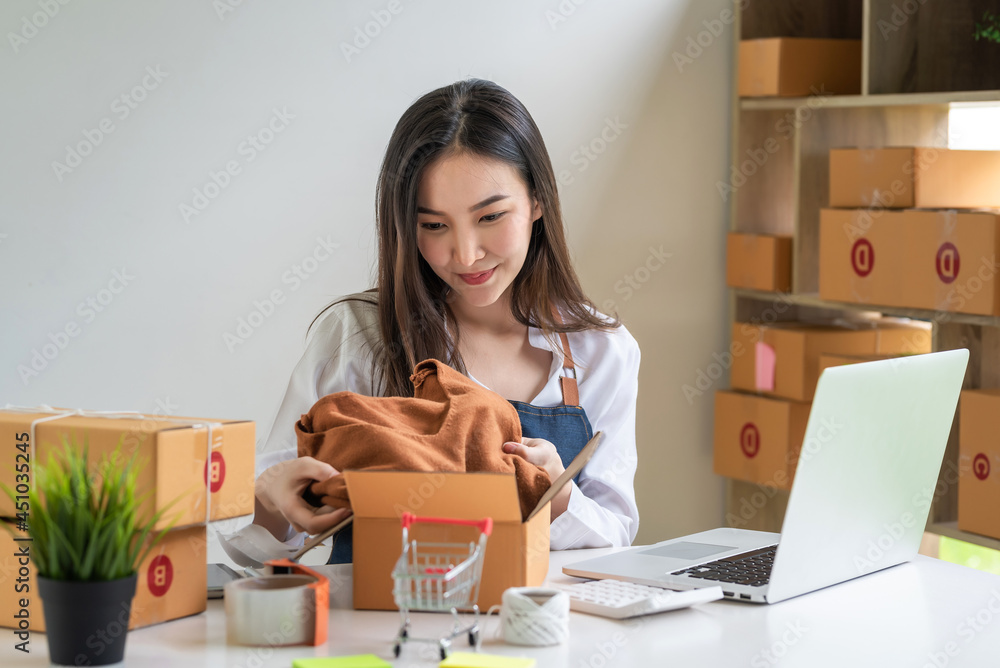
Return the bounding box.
[0,0,733,545]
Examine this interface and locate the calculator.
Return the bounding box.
[557,579,723,619]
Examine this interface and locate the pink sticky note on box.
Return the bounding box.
[755,341,776,392]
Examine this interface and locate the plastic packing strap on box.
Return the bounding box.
[1,403,223,525]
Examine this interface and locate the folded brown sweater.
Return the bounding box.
[296,358,551,520]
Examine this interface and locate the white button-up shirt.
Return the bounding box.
[257,294,640,549]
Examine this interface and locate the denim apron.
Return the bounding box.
[326,331,593,564]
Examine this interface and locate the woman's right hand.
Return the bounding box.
[254,456,352,536]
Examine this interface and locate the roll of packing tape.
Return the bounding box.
[225,572,326,646]
[501,587,570,646]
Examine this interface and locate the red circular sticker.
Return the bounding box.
[936,242,960,284]
[147,555,173,597]
[740,423,760,459]
[973,453,990,481]
[204,451,226,493]
[851,239,874,278]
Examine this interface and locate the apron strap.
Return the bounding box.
[556,329,580,407]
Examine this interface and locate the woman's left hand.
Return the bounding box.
[503,438,571,519]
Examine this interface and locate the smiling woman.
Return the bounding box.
[253,78,642,561]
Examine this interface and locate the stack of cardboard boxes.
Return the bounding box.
[0,408,254,631]
[821,148,1000,315]
[713,320,930,490]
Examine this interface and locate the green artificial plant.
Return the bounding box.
[2,436,177,581]
[974,11,1000,44]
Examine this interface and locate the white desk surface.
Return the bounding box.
[5,549,1000,667]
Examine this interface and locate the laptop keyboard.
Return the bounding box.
[670,545,777,588]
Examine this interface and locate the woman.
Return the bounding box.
[253,78,640,555]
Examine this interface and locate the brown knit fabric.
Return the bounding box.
[296,358,551,520]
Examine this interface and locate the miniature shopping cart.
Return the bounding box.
[391,512,493,660]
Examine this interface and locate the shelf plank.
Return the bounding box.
[927,521,1000,553]
[740,89,1000,110]
[731,288,1000,327]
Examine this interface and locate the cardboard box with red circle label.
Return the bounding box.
[0,408,255,529]
[0,524,207,632]
[819,208,909,309]
[726,232,793,292]
[713,390,810,490]
[829,148,1000,210]
[819,209,1000,315]
[903,210,1000,316]
[958,389,1000,540]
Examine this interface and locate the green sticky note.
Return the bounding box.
[292,655,391,668]
[439,652,536,668]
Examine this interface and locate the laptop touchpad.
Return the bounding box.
[639,542,735,560]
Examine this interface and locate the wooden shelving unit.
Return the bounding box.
[724,0,1000,551]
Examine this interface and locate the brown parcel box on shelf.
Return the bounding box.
[0,408,254,528]
[829,148,1000,209]
[738,38,862,97]
[902,210,1000,316]
[731,320,931,402]
[821,208,1000,315]
[713,390,810,491]
[346,471,551,611]
[726,233,792,292]
[819,208,908,309]
[0,524,207,632]
[958,389,1000,540]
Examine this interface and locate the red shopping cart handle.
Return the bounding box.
[400,512,493,536]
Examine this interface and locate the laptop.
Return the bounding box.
[564,348,969,604]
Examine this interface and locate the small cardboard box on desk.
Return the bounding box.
[0,406,255,630]
[345,433,601,611]
[0,523,207,632]
[0,407,256,527]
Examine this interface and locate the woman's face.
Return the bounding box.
[416,152,542,313]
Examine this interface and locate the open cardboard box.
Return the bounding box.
[344,433,601,611]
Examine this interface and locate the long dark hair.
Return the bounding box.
[310,78,618,397]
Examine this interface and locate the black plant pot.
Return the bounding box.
[37,573,138,666]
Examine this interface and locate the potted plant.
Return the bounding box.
[2,436,175,666]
